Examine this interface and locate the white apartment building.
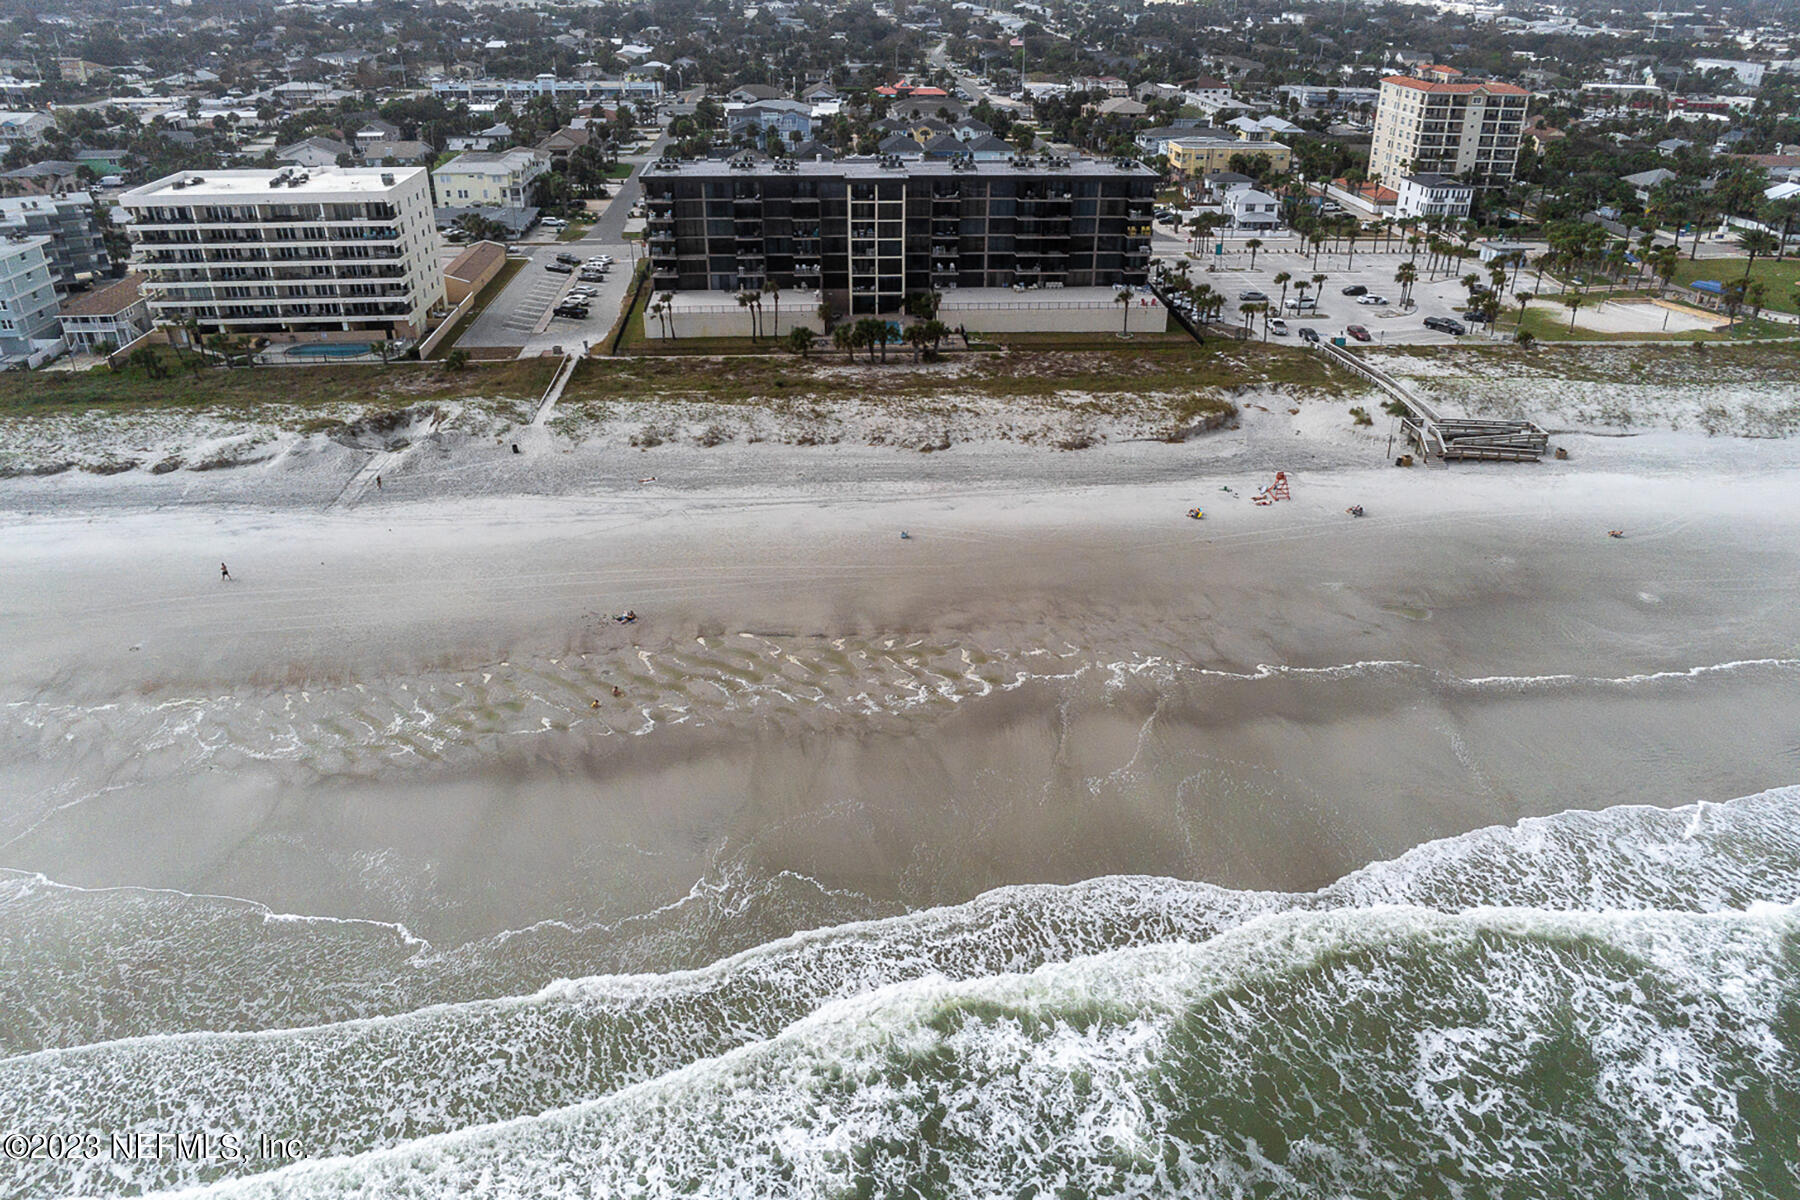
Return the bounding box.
[122,166,445,340]
[0,234,64,365]
[432,149,550,208]
[1369,67,1529,186]
[1394,173,1473,220]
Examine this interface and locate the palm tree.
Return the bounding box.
[1344,225,1360,270]
[1309,231,1325,269]
[1564,292,1584,332]
[1115,286,1132,336]
[833,324,856,362]
[1513,291,1534,331]
[906,322,931,361]
[1394,261,1417,307]
[736,290,758,339]
[1245,237,1263,269]
[1293,280,1311,312]
[787,327,817,357]
[763,281,782,337]
[1274,270,1292,311]
[1737,230,1778,279]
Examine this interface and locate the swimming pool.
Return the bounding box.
[285,342,374,358]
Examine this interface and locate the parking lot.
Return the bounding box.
[454,242,633,352]
[1154,229,1520,346]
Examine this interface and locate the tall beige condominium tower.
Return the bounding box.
[1369,65,1529,186]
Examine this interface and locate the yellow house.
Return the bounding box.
[1167,136,1292,177]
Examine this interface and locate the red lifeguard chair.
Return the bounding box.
[1252,471,1291,505]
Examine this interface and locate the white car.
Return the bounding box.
[1269,318,1290,336]
[541,217,566,228]
[1357,294,1389,306]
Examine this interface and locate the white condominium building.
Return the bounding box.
[1369,66,1529,187]
[121,166,445,340]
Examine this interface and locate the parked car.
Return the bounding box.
[546,261,574,274]
[1423,316,1467,336]
[1289,295,1318,311]
[554,304,590,319]
[1297,326,1321,343]
[1345,324,1372,342]
[1356,294,1389,306]
[1269,318,1290,336]
[541,217,566,229]
[1341,284,1368,296]
[1239,290,1269,302]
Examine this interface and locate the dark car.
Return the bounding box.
[1423,316,1467,336]
[546,261,574,274]
[1239,290,1269,302]
[554,252,581,265]
[1345,324,1372,342]
[1297,326,1321,343]
[1341,284,1368,296]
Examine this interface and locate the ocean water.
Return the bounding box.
[3,626,1798,1198]
[2,786,1797,1199]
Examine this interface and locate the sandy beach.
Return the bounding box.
[5,432,1798,946]
[4,390,1800,1199]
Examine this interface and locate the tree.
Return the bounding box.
[1394,262,1417,308]
[832,324,856,362]
[1514,291,1534,331]
[1273,271,1292,312]
[1737,230,1778,278]
[786,327,817,358]
[764,281,782,337]
[905,322,932,361]
[1344,225,1360,270]
[443,348,470,371]
[1564,292,1584,332]
[1244,237,1263,269]
[1114,287,1132,336]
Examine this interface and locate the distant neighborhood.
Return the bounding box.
[2,0,1800,364]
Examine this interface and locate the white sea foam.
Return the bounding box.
[150,904,1800,1200]
[7,787,1798,1199]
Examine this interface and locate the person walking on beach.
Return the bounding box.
[375,474,382,491]
[220,562,231,581]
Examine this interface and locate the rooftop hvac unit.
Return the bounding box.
[381,173,395,185]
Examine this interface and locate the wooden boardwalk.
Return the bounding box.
[1313,342,1549,463]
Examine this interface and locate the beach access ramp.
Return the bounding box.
[1312,341,1549,463]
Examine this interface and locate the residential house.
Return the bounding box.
[876,133,925,159]
[276,137,354,168]
[727,99,814,144]
[1322,177,1397,220]
[1094,97,1148,120]
[1394,172,1473,219]
[57,271,149,353]
[432,148,549,207]
[1623,167,1677,203]
[537,126,591,163]
[0,111,54,150]
[1656,138,1694,157]
[1224,187,1281,229]
[0,161,83,197]
[727,84,783,104]
[361,140,434,166]
[1166,134,1292,177]
[353,118,401,146]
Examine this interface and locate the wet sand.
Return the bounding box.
[3,461,1799,945]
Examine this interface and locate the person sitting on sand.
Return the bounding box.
[1608,530,1625,539]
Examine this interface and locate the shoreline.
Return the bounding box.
[5,454,1799,942]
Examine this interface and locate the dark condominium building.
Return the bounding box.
[642,154,1157,316]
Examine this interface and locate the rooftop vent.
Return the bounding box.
[381,173,395,185]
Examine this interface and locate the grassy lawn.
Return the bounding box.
[1372,339,1800,386]
[427,256,526,359]
[604,162,636,179]
[567,339,1349,417]
[2,348,554,419]
[1671,256,1800,313]
[556,221,595,243]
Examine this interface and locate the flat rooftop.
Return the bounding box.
[643,154,1155,181]
[122,166,427,202]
